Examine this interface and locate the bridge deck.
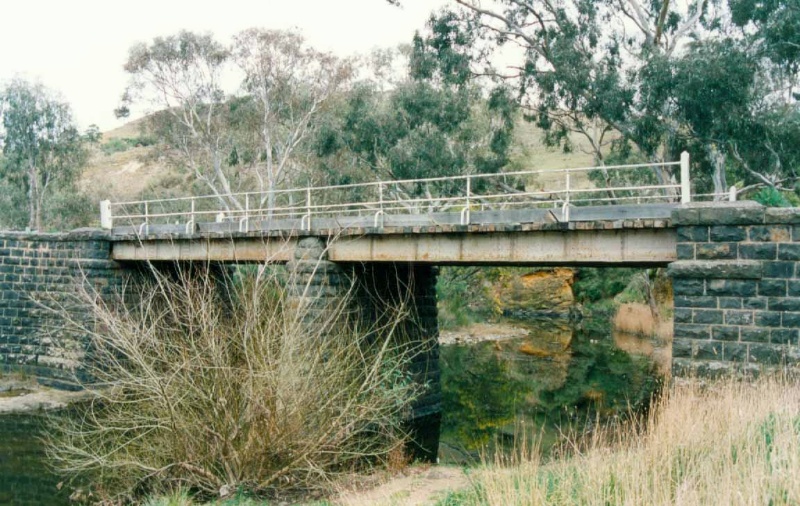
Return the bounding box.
[110,204,677,266]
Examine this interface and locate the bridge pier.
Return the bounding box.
[671,203,800,375]
[287,237,441,461]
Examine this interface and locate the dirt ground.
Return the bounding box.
[334,465,470,506]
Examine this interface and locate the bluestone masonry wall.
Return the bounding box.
[0,229,122,388]
[671,202,800,375]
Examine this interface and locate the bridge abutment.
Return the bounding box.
[0,230,125,388]
[670,203,800,375]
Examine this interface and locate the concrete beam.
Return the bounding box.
[328,228,676,266]
[112,228,676,266]
[112,237,297,262]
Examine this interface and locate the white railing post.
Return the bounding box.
[374,183,384,228]
[461,176,471,225]
[304,187,312,231]
[240,194,249,232]
[186,198,196,234]
[729,185,737,202]
[99,200,112,229]
[564,172,571,222]
[681,151,691,203]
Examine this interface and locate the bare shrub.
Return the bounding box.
[45,261,421,501]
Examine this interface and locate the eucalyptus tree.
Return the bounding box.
[387,0,800,198]
[231,29,353,210]
[119,31,239,210]
[0,79,87,230]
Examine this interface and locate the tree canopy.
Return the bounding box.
[0,79,87,230]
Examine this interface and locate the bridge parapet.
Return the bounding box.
[670,202,800,375]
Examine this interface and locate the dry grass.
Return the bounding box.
[612,302,673,341]
[44,262,422,502]
[440,375,800,506]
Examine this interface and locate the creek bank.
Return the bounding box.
[0,378,89,414]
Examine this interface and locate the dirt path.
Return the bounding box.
[334,466,470,506]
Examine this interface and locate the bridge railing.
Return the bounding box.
[100,154,694,233]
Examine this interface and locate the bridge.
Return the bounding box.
[102,156,695,264]
[4,153,800,460]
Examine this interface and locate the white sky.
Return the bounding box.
[0,0,449,131]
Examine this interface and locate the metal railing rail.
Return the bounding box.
[100,152,711,233]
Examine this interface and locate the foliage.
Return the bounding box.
[428,0,800,198]
[572,268,638,305]
[752,186,792,207]
[46,264,421,501]
[0,79,88,230]
[120,29,351,211]
[312,17,518,198]
[437,267,499,329]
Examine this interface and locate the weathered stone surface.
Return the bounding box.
[668,260,762,279]
[765,208,800,224]
[759,279,787,297]
[750,225,791,242]
[694,309,723,324]
[707,279,757,297]
[712,326,740,341]
[493,268,575,314]
[677,243,695,260]
[677,226,709,242]
[724,310,754,326]
[672,278,705,296]
[672,202,764,226]
[778,244,800,261]
[739,243,777,260]
[697,243,737,260]
[740,327,770,343]
[710,226,747,242]
[755,311,783,327]
[763,261,795,279]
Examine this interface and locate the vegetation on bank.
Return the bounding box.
[45,265,421,503]
[436,375,800,506]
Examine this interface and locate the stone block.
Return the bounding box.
[743,297,768,309]
[740,327,770,343]
[694,309,723,324]
[719,297,743,309]
[779,244,800,261]
[739,243,777,260]
[750,225,791,242]
[674,308,692,323]
[710,226,747,242]
[674,323,711,340]
[724,342,749,361]
[677,244,695,260]
[672,278,705,296]
[712,326,740,341]
[763,261,795,279]
[768,298,800,312]
[672,202,764,226]
[782,311,800,328]
[765,208,800,224]
[724,310,754,326]
[677,226,709,242]
[672,338,694,358]
[789,280,800,297]
[668,260,762,280]
[707,279,757,297]
[759,279,787,297]
[695,340,724,360]
[674,295,718,308]
[697,243,737,260]
[749,343,785,364]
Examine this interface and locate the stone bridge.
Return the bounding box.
[3,201,800,458]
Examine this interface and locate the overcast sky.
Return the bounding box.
[0,0,448,131]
